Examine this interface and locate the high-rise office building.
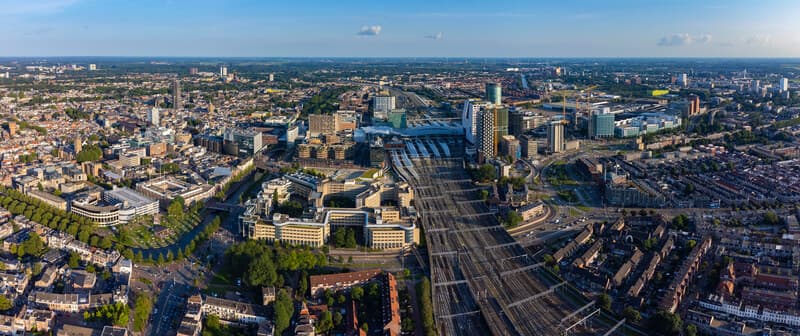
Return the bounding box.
[493,107,509,150]
[173,79,181,110]
[220,65,228,77]
[189,67,198,75]
[588,109,615,138]
[519,135,537,159]
[477,109,496,159]
[486,83,502,105]
[148,108,160,126]
[780,78,789,92]
[223,128,264,157]
[372,96,396,120]
[686,95,701,116]
[750,79,761,93]
[679,73,688,87]
[88,64,97,71]
[269,73,275,82]
[462,99,488,145]
[547,122,564,153]
[509,110,542,137]
[500,135,521,159]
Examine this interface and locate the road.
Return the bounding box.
[135,169,257,335]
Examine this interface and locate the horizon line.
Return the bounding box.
[2,55,800,60]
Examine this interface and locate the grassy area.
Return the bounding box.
[568,208,581,217]
[547,162,579,186]
[558,190,579,203]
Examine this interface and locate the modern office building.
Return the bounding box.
[780,78,790,92]
[387,110,407,129]
[462,99,489,144]
[589,109,615,138]
[103,187,159,223]
[308,114,336,137]
[486,82,502,105]
[751,79,761,93]
[147,108,159,126]
[373,96,396,120]
[493,107,509,145]
[547,121,564,153]
[219,65,228,77]
[172,79,181,110]
[500,135,521,159]
[223,128,264,157]
[679,73,688,87]
[477,108,496,159]
[136,176,215,207]
[519,135,538,159]
[70,196,121,227]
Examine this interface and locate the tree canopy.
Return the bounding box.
[76,144,103,163]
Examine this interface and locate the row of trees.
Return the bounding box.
[417,277,436,336]
[0,186,108,250]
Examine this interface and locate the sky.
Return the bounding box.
[0,0,798,57]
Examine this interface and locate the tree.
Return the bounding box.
[622,306,642,322]
[344,228,357,248]
[504,210,522,228]
[276,200,303,218]
[671,214,689,231]
[597,293,612,310]
[763,211,781,225]
[351,286,364,301]
[685,323,698,336]
[316,311,333,333]
[473,164,497,182]
[0,295,12,311]
[274,289,294,336]
[99,236,113,249]
[646,311,682,336]
[334,228,346,247]
[76,144,103,163]
[245,254,278,287]
[167,197,185,221]
[133,293,153,332]
[333,311,343,327]
[298,271,308,297]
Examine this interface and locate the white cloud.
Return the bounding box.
[657,33,712,47]
[425,32,443,40]
[357,25,382,36]
[745,35,771,46]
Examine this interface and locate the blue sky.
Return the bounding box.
[0,0,798,57]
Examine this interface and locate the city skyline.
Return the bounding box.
[1,0,799,57]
